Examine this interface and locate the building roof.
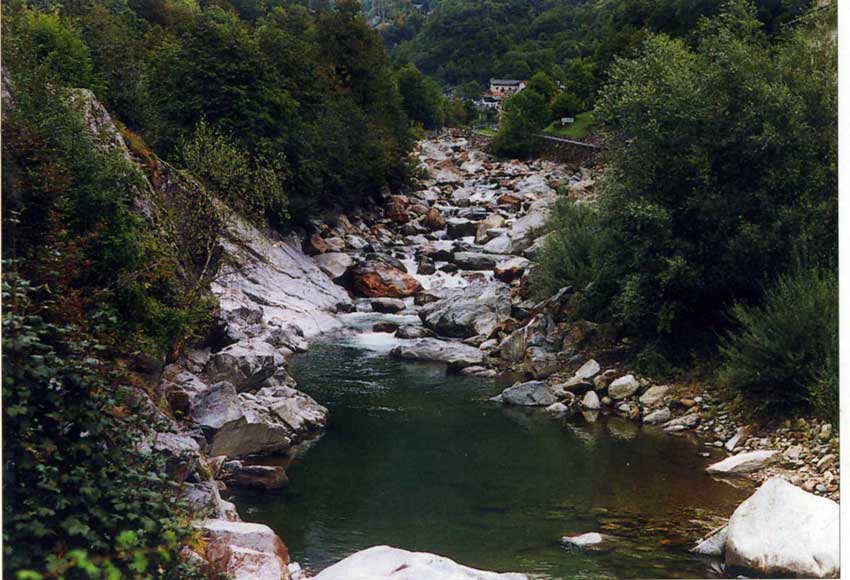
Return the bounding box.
[490,79,523,86]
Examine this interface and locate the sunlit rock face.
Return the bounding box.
[313,546,528,580]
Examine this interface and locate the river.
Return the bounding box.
[230,314,750,579]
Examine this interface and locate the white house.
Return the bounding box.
[488,78,526,98]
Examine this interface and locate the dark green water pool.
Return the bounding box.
[230,330,750,579]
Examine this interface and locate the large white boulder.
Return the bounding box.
[724,478,839,578]
[313,546,527,580]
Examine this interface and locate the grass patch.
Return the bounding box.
[544,111,596,140]
[475,127,497,136]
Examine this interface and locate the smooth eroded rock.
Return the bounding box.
[389,338,484,368]
[203,519,290,580]
[313,545,527,580]
[724,478,839,578]
[706,450,779,475]
[608,374,640,400]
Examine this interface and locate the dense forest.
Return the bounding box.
[388,0,815,101]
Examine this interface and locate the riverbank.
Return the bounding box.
[155,128,837,578]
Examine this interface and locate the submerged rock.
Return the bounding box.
[724,478,839,578]
[560,532,603,548]
[313,545,527,580]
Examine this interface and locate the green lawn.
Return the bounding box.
[543,111,596,140]
[476,127,497,136]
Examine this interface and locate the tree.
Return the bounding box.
[395,63,444,129]
[550,91,581,120]
[585,0,836,352]
[526,71,557,103]
[492,87,550,158]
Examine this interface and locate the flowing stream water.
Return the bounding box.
[230,316,751,579]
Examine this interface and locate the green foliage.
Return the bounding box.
[395,63,445,130]
[6,8,97,90]
[2,273,205,579]
[588,0,836,349]
[526,71,557,103]
[178,119,288,223]
[492,88,550,158]
[719,267,838,421]
[550,92,581,120]
[20,0,415,223]
[529,200,601,299]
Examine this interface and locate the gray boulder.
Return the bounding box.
[313,545,527,580]
[389,338,484,368]
[205,341,285,392]
[208,395,293,458]
[446,217,479,239]
[451,252,501,270]
[642,407,671,425]
[370,298,406,313]
[191,381,244,430]
[499,380,556,407]
[608,374,640,400]
[420,282,511,338]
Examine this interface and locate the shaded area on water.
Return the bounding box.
[230,335,750,579]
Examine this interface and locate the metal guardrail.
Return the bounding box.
[535,134,602,149]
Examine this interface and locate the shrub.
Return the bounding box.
[591,0,837,350]
[718,267,838,419]
[2,273,206,579]
[177,119,288,224]
[529,199,601,299]
[492,88,551,158]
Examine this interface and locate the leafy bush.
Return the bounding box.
[492,87,551,158]
[2,274,205,579]
[177,119,288,224]
[530,200,601,299]
[718,267,838,419]
[589,0,836,349]
[395,63,445,130]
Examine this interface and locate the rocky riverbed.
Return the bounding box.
[148,129,839,579]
